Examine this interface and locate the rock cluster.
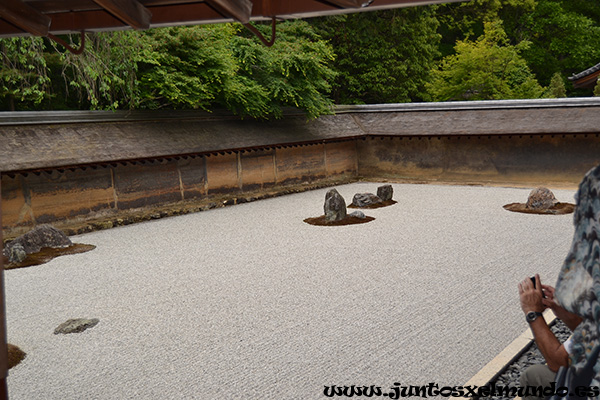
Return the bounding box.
[3,225,72,263]
[322,189,368,222]
[525,187,558,210]
[307,185,394,226]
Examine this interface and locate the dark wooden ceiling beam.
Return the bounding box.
[205,0,252,24]
[92,0,152,29]
[0,0,51,36]
[25,0,103,13]
[0,3,227,36]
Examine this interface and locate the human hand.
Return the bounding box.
[518,274,544,314]
[541,284,557,307]
[542,284,582,331]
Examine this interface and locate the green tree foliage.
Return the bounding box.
[2,1,600,111]
[231,20,336,118]
[436,0,536,57]
[426,21,544,101]
[0,22,335,118]
[517,0,600,87]
[311,7,440,104]
[546,72,567,98]
[136,21,335,118]
[0,37,50,110]
[137,24,239,110]
[56,32,141,109]
[437,0,600,92]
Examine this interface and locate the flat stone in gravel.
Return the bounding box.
[54,318,99,334]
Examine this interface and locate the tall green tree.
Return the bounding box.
[56,31,142,110]
[0,37,50,111]
[426,21,544,101]
[546,72,567,98]
[311,7,441,104]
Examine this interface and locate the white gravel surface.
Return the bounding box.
[5,182,577,399]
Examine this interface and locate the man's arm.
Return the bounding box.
[519,274,570,372]
[527,317,570,372]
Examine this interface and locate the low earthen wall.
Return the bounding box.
[1,141,358,237]
[357,133,600,187]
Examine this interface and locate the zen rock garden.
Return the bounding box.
[503,187,575,215]
[304,184,395,226]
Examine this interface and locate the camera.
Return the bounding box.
[530,276,546,298]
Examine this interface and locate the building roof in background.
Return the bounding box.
[569,62,600,89]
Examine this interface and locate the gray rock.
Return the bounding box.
[54,318,100,334]
[377,185,394,201]
[526,187,558,210]
[3,225,72,263]
[351,193,382,207]
[324,189,347,222]
[7,244,27,264]
[348,211,366,219]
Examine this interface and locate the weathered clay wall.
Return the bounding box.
[2,141,358,237]
[357,134,600,187]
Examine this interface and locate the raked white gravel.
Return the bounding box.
[5,182,578,399]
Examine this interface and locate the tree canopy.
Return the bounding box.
[426,21,544,101]
[311,7,440,104]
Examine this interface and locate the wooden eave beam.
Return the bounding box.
[0,3,225,37]
[0,0,469,37]
[92,0,152,30]
[205,0,252,24]
[0,0,51,36]
[572,72,600,89]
